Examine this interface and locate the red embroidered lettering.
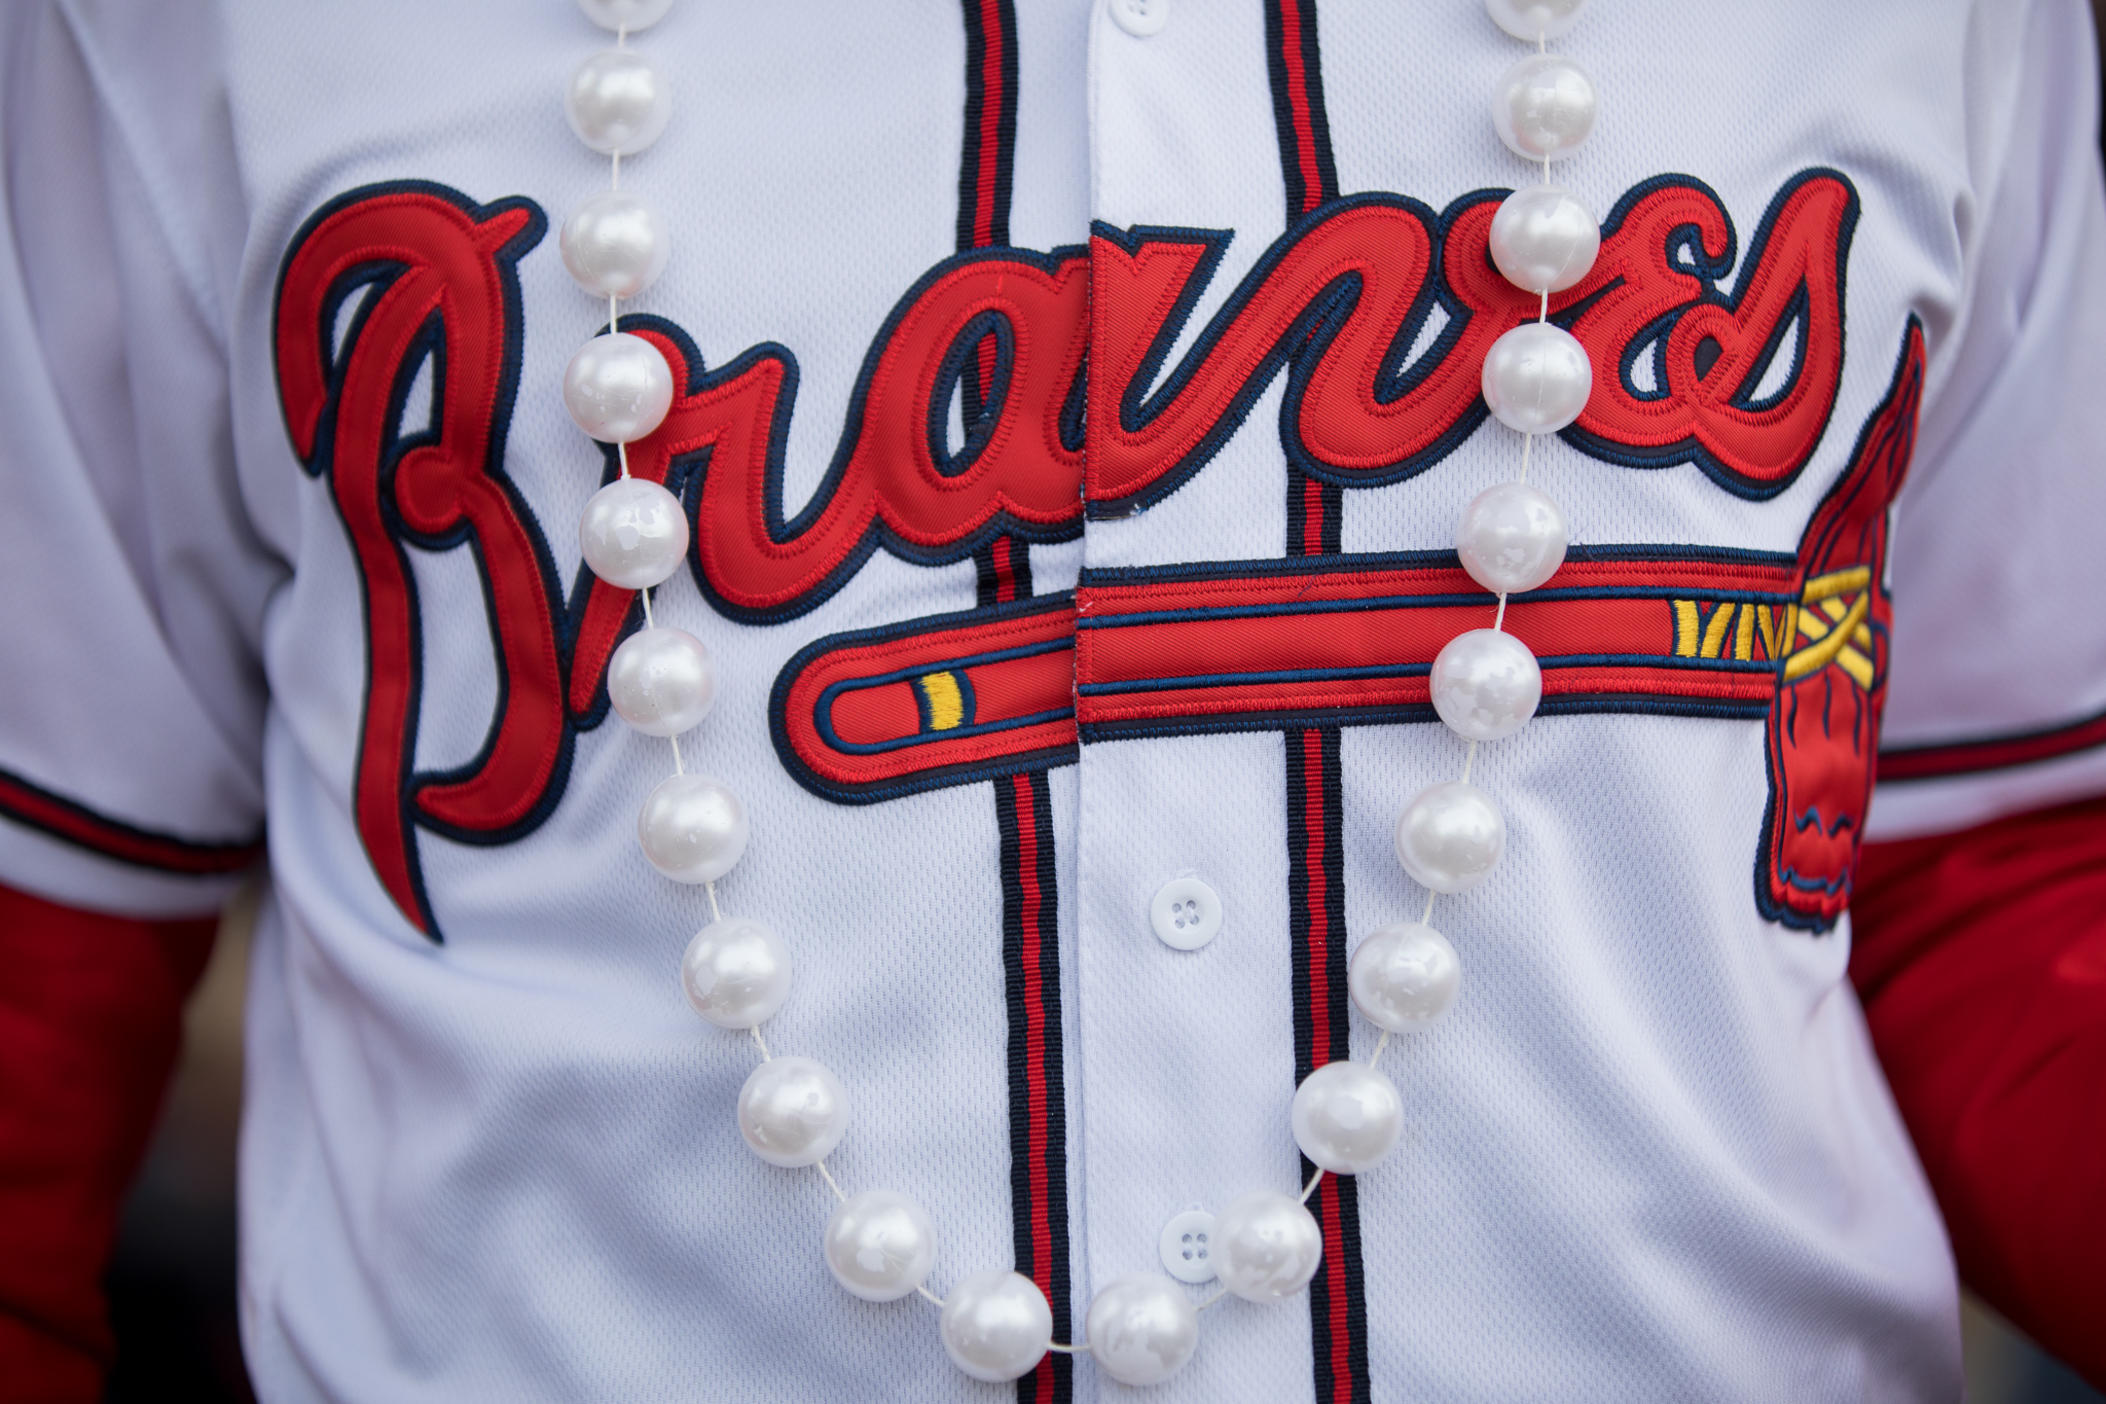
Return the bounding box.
[275,183,568,938]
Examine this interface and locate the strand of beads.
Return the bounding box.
[1202,1,1607,1383]
[1372,0,1599,1062]
[561,0,752,897]
[1282,0,1602,1241]
[560,0,864,1315]
[554,1,1058,1383]
[557,0,870,1284]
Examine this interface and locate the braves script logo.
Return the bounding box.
[274,170,1898,940]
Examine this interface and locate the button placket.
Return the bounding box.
[1072,8,1323,1394]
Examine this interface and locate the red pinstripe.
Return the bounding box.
[1301,730,1334,1068]
[1277,0,1326,217]
[1301,476,1327,556]
[1317,1177,1353,1403]
[1299,731,1354,1402]
[973,0,1006,246]
[991,535,1019,604]
[1013,772,1058,1404]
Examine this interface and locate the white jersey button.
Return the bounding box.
[1150,875,1221,950]
[1157,1208,1217,1283]
[1108,0,1170,38]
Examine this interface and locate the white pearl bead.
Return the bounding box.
[1212,1191,1323,1303]
[736,1055,848,1168]
[679,916,790,1029]
[823,1190,938,1302]
[578,477,689,589]
[608,626,715,736]
[1084,1274,1200,1387]
[560,191,670,300]
[564,332,674,444]
[565,49,672,157]
[1481,322,1592,435]
[1394,781,1505,894]
[939,1270,1054,1383]
[1484,0,1586,42]
[1290,1062,1404,1175]
[1348,922,1461,1034]
[1488,185,1599,294]
[575,0,673,33]
[1491,54,1597,162]
[1457,482,1568,595]
[1430,628,1542,743]
[637,772,749,884]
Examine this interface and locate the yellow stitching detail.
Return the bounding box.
[1700,603,1737,659]
[1673,600,1700,656]
[918,672,966,730]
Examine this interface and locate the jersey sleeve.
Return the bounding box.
[0,0,272,916]
[1852,794,2106,1390]
[1868,0,2106,840]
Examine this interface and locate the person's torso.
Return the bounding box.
[221,2,1983,1398]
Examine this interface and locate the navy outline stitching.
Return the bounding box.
[768,593,1079,805]
[1077,693,1774,744]
[1086,169,1859,518]
[1561,168,1862,500]
[909,664,979,736]
[1088,191,1478,518]
[1879,700,2106,780]
[1075,651,1777,700]
[816,644,1066,757]
[273,180,566,942]
[1078,539,1799,588]
[604,248,1089,626]
[0,763,265,875]
[927,308,1016,478]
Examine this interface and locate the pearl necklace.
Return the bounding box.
[553,0,1602,1386]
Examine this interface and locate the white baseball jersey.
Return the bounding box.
[6,0,2106,1399]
